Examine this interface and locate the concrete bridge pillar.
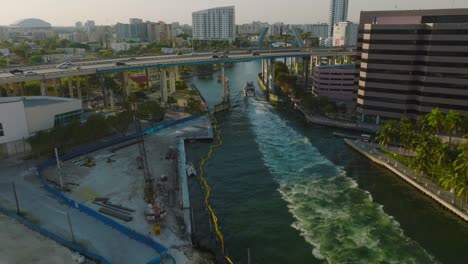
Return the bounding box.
[175,66,181,80]
[160,69,168,104]
[169,67,176,96]
[145,69,150,89]
[20,82,24,96]
[221,63,225,100]
[302,57,311,91]
[52,79,58,96]
[68,78,74,98]
[123,72,131,98]
[76,78,82,99]
[269,59,276,93]
[100,75,107,109]
[40,79,47,96]
[109,88,115,111]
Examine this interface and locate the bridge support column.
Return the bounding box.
[175,66,181,80]
[68,78,74,98]
[160,69,168,104]
[123,72,131,98]
[100,75,107,109]
[269,59,276,93]
[20,82,24,96]
[53,79,58,96]
[221,63,225,100]
[169,67,176,96]
[145,69,150,90]
[40,79,47,96]
[76,78,82,99]
[109,88,115,111]
[302,57,311,92]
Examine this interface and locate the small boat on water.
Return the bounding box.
[243,81,256,97]
[186,162,196,177]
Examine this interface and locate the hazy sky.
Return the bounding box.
[1,0,467,26]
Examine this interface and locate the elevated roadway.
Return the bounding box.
[0,48,356,85]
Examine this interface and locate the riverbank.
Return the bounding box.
[256,75,379,133]
[344,138,468,222]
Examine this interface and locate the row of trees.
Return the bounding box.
[376,108,468,202]
[28,101,165,157]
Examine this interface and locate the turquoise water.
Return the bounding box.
[187,61,468,264]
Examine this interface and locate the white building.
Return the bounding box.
[332,21,358,47]
[0,96,82,157]
[236,21,268,35]
[268,22,286,36]
[301,23,329,39]
[328,0,349,37]
[110,42,131,52]
[192,6,235,41]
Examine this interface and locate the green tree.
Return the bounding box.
[444,110,461,146]
[136,101,165,121]
[376,120,398,147]
[107,112,133,136]
[29,55,43,64]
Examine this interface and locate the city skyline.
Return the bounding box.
[1,0,467,26]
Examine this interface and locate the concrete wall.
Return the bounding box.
[0,99,29,144]
[25,99,82,134]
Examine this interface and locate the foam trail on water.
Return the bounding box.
[246,98,438,264]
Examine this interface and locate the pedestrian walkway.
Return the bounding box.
[0,162,160,264]
[345,139,468,222]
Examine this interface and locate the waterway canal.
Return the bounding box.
[186,61,468,264]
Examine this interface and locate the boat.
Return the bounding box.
[243,81,256,97]
[186,162,197,177]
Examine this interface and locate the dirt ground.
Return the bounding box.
[42,114,213,264]
[0,213,76,264]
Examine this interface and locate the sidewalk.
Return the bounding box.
[345,139,468,222]
[0,161,160,264]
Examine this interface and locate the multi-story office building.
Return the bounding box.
[301,23,329,39]
[313,64,356,104]
[356,9,468,124]
[333,21,358,47]
[84,20,95,33]
[192,6,235,41]
[147,21,173,42]
[268,22,287,36]
[236,21,268,35]
[328,0,349,37]
[130,18,143,25]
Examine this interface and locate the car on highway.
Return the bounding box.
[9,69,23,75]
[127,57,137,61]
[114,61,126,66]
[76,66,82,70]
[252,52,260,56]
[56,64,69,69]
[220,54,229,58]
[176,51,183,55]
[211,54,220,59]
[25,71,38,75]
[191,52,198,56]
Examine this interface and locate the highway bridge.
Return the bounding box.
[0,48,356,85]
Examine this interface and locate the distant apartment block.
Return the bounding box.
[236,21,268,35]
[192,6,235,41]
[333,21,358,47]
[147,22,173,42]
[301,23,329,39]
[313,64,356,104]
[328,0,349,37]
[268,22,287,36]
[356,9,468,124]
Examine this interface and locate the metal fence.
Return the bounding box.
[0,205,111,264]
[34,114,204,263]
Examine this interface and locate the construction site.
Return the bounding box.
[39,106,214,263]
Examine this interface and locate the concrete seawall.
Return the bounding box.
[344,138,468,222]
[178,139,192,243]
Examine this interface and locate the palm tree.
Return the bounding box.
[398,118,416,153]
[443,110,461,147]
[376,120,398,147]
[426,107,444,135]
